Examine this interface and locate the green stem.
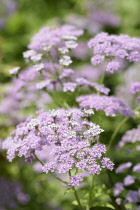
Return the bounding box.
[86,176,94,210]
[33,153,44,165]
[47,53,63,87]
[63,101,71,109]
[33,154,67,184]
[69,170,83,210]
[72,186,83,210]
[107,170,114,186]
[50,172,67,184]
[47,53,56,75]
[97,70,106,95]
[107,105,140,153]
[107,117,129,153]
[100,70,106,85]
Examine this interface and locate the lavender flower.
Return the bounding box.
[63,82,77,92]
[77,94,134,117]
[115,64,140,107]
[118,125,140,149]
[27,25,83,52]
[59,55,72,66]
[115,162,132,173]
[133,164,140,173]
[65,0,120,35]
[9,67,20,75]
[106,61,120,73]
[91,55,105,66]
[113,182,124,196]
[130,82,140,94]
[68,175,83,187]
[101,157,114,170]
[75,64,103,81]
[0,178,29,210]
[126,190,140,204]
[0,66,52,125]
[3,108,113,186]
[123,175,135,186]
[75,77,110,95]
[88,33,140,73]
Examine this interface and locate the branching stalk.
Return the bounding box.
[33,153,67,184]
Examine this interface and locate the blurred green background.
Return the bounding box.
[0,0,140,209]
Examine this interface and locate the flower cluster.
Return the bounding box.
[130,82,140,94]
[77,94,134,117]
[6,24,111,95]
[3,108,114,186]
[0,67,52,125]
[117,125,140,149]
[65,0,120,36]
[115,63,140,107]
[115,162,132,174]
[114,125,140,208]
[113,161,140,208]
[0,178,29,210]
[88,32,140,73]
[130,82,140,104]
[23,25,83,62]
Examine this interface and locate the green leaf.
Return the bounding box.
[125,203,136,210]
[92,202,115,209]
[72,199,87,206]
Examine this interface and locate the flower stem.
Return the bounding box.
[50,172,67,184]
[33,153,44,165]
[97,70,106,95]
[69,170,83,210]
[107,105,140,153]
[100,70,106,85]
[72,186,83,210]
[107,117,129,153]
[86,176,94,210]
[33,154,67,184]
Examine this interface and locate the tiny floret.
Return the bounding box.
[9,67,20,75]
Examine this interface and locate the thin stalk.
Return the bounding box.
[36,128,47,139]
[107,170,114,186]
[97,70,106,95]
[50,172,67,184]
[99,70,106,85]
[47,53,57,75]
[69,170,83,210]
[86,176,94,210]
[107,105,140,153]
[33,153,44,165]
[72,186,83,210]
[47,53,63,87]
[107,117,129,153]
[33,154,67,184]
